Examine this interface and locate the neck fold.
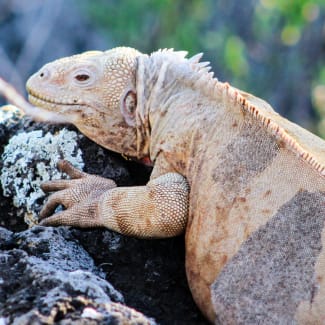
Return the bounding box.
[135,54,151,160]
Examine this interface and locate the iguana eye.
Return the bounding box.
[75,74,90,81]
[72,67,96,87]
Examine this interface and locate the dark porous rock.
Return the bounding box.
[0,227,12,249]
[0,226,156,324]
[11,297,157,325]
[72,229,207,325]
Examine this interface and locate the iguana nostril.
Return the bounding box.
[39,68,50,80]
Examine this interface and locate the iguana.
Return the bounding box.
[25,47,325,324]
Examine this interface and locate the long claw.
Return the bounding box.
[57,160,86,179]
[39,208,102,228]
[41,179,75,192]
[39,202,58,221]
[39,210,80,227]
[39,212,67,226]
[39,190,69,220]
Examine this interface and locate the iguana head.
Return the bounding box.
[26,47,145,158]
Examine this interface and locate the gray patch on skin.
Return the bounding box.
[212,119,279,195]
[211,191,325,325]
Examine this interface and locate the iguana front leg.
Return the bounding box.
[39,160,189,238]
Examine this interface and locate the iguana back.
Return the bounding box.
[182,85,325,324]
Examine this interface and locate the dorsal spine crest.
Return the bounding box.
[147,49,325,177]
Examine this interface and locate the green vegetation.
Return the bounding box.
[81,0,325,135]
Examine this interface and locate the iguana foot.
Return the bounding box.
[39,160,116,227]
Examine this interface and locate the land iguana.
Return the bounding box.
[25,47,325,324]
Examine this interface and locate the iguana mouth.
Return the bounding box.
[28,89,83,107]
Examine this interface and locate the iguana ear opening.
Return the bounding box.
[121,89,137,126]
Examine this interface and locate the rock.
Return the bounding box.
[71,229,207,324]
[0,226,156,324]
[0,227,12,249]
[10,298,157,325]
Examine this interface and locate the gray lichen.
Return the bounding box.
[0,105,22,125]
[0,129,84,226]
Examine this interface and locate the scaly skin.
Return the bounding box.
[26,47,325,323]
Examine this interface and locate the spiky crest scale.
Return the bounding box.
[152,49,325,177]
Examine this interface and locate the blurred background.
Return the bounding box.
[0,0,325,135]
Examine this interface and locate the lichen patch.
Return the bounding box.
[0,129,84,226]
